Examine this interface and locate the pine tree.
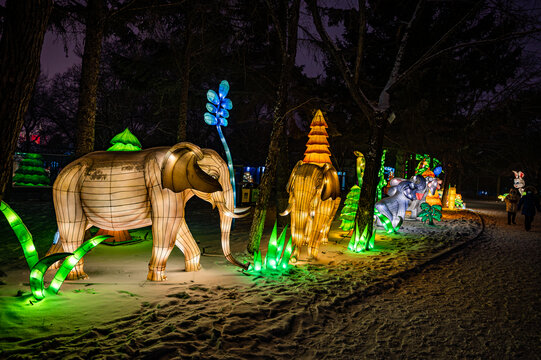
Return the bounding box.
[12,153,49,186]
[107,128,142,151]
[303,110,331,164]
[340,150,387,232]
[339,185,360,231]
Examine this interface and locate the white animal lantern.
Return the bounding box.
[513,171,525,195]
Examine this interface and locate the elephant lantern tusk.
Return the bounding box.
[279,200,294,216]
[234,207,251,214]
[216,202,249,218]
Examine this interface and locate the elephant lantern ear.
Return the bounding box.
[161,144,223,194]
[286,160,304,194]
[321,166,340,201]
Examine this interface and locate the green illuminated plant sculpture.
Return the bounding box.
[0,201,108,300]
[418,203,442,226]
[339,185,360,231]
[347,222,375,253]
[340,151,365,232]
[107,128,142,151]
[376,149,387,201]
[247,221,293,274]
[12,153,50,186]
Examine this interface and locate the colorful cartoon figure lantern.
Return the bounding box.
[407,166,443,218]
[46,142,248,281]
[512,171,525,195]
[375,175,427,229]
[281,110,341,260]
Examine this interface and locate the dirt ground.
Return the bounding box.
[1,197,538,359]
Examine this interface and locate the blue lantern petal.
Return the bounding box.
[206,103,218,114]
[221,98,233,110]
[218,108,229,119]
[433,166,443,177]
[207,90,219,105]
[218,80,229,98]
[219,117,228,127]
[204,112,218,125]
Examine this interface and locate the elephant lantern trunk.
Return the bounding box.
[47,142,248,282]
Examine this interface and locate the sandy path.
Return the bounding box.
[1,200,539,359]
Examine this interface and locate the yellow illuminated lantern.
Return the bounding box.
[447,186,457,210]
[46,142,248,281]
[281,110,341,260]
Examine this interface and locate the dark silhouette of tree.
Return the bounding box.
[0,0,53,200]
[74,0,106,157]
[247,0,301,253]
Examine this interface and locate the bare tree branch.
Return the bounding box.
[307,0,376,122]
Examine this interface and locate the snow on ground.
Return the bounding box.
[3,196,529,359]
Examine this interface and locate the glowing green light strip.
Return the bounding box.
[373,209,396,233]
[279,237,293,270]
[0,201,39,269]
[49,235,109,294]
[29,253,71,300]
[354,224,368,252]
[265,222,279,269]
[216,126,236,211]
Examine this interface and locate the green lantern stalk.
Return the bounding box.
[376,149,387,201]
[1,201,109,300]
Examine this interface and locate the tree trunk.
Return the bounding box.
[176,20,192,143]
[247,0,300,253]
[0,0,53,200]
[442,157,458,208]
[407,153,416,178]
[75,0,106,157]
[247,69,289,253]
[395,149,405,178]
[276,128,290,228]
[355,115,387,250]
[176,68,189,142]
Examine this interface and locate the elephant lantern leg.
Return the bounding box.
[147,215,182,281]
[175,219,201,272]
[58,220,89,280]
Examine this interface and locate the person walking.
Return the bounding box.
[517,186,541,231]
[504,188,520,225]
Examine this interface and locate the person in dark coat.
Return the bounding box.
[517,186,541,231]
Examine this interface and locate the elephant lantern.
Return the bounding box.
[280,161,341,260]
[46,142,248,281]
[375,175,427,228]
